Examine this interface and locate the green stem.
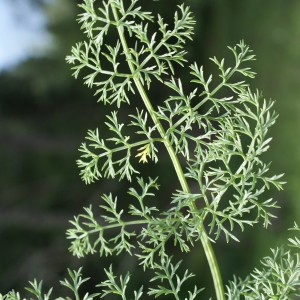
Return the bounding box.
[111,4,225,300]
[96,138,163,158]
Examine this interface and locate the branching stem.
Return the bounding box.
[111,4,225,300]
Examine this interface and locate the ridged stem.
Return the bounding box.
[111,5,225,300]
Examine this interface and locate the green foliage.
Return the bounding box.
[2,268,99,300]
[66,0,195,106]
[227,224,300,299]
[97,259,203,300]
[3,0,299,300]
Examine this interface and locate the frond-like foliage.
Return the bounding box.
[77,111,160,183]
[66,0,194,106]
[64,0,287,298]
[4,268,100,300]
[156,41,284,242]
[227,226,300,299]
[4,2,286,300]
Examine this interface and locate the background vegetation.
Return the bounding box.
[1,0,300,298]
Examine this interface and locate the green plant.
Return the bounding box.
[2,0,300,299]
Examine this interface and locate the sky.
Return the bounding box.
[0,0,51,71]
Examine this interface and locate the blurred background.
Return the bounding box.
[1,0,300,298]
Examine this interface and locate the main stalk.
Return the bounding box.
[111,4,225,300]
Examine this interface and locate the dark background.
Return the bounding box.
[1,0,300,299]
